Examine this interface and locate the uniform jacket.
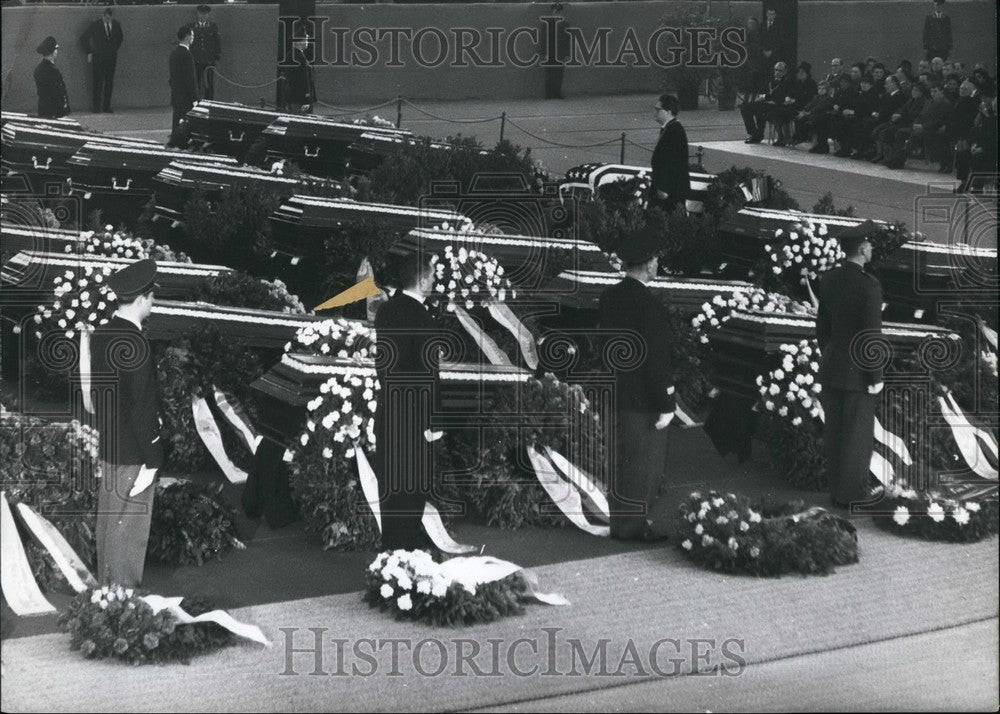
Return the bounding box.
[923,14,952,53]
[89,316,164,467]
[191,20,221,65]
[816,262,883,391]
[598,276,676,414]
[33,59,70,118]
[83,18,124,59]
[169,44,198,109]
[650,118,690,202]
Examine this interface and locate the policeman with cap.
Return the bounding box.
[33,36,70,118]
[88,259,163,587]
[815,220,884,508]
[598,225,675,541]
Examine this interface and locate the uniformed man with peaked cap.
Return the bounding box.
[816,220,885,508]
[88,258,164,586]
[598,225,676,540]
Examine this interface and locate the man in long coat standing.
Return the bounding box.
[168,26,198,147]
[598,226,676,541]
[374,253,443,551]
[33,36,70,119]
[89,259,164,586]
[816,221,884,508]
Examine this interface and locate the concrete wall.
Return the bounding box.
[797,1,996,75]
[1,4,278,113]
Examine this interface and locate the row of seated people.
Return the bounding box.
[740,56,997,191]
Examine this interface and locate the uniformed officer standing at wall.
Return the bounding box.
[33,36,70,119]
[191,5,221,101]
[89,259,164,587]
[598,226,675,541]
[816,220,884,508]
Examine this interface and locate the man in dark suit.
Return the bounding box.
[649,94,689,214]
[810,73,856,154]
[88,259,164,586]
[82,8,123,113]
[858,74,907,159]
[374,252,443,551]
[766,61,817,146]
[191,4,221,101]
[832,73,879,156]
[760,8,783,65]
[740,61,791,143]
[282,35,317,113]
[541,2,571,100]
[886,82,953,168]
[168,25,198,147]
[598,226,675,541]
[816,221,883,508]
[943,78,979,172]
[923,0,952,61]
[33,36,70,119]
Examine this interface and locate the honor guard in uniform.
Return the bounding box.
[191,5,221,101]
[33,36,70,119]
[598,226,675,541]
[89,259,164,586]
[283,34,317,114]
[373,253,444,551]
[816,221,884,508]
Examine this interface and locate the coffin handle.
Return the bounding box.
[304,145,320,158]
[111,177,133,191]
[228,129,245,143]
[31,156,52,170]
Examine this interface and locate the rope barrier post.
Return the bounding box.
[500,112,506,143]
[620,133,626,164]
[396,96,403,129]
[697,145,705,169]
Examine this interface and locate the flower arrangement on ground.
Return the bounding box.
[148,481,246,566]
[872,484,999,543]
[677,491,858,576]
[362,550,529,626]
[59,586,234,665]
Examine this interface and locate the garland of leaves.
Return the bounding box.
[676,491,859,576]
[872,485,999,543]
[362,550,529,626]
[148,481,245,566]
[58,586,234,665]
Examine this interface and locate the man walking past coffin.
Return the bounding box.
[82,8,123,113]
[168,26,198,147]
[89,259,163,586]
[374,253,444,551]
[191,5,221,101]
[816,221,884,508]
[598,226,675,541]
[33,36,70,119]
[649,94,689,215]
[923,0,952,61]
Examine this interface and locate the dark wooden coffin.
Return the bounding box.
[146,299,323,347]
[345,132,490,174]
[0,112,82,131]
[183,100,283,158]
[560,162,717,212]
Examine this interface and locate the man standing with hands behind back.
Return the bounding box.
[649,94,690,215]
[89,259,163,587]
[168,25,198,147]
[599,226,675,541]
[191,5,221,101]
[82,8,123,113]
[923,0,952,61]
[816,221,884,509]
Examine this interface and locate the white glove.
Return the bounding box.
[129,465,157,497]
[424,429,444,443]
[867,382,884,395]
[654,412,675,431]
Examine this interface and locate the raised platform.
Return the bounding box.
[700,140,997,248]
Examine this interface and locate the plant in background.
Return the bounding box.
[812,192,856,218]
[191,271,307,314]
[148,481,245,566]
[701,166,800,218]
[182,184,282,272]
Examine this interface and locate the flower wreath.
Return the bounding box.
[431,245,515,311]
[677,491,859,576]
[764,222,844,286]
[285,318,375,359]
[873,485,999,543]
[691,288,814,344]
[58,586,234,665]
[363,550,530,626]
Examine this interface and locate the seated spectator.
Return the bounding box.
[971,66,996,96]
[833,73,880,156]
[872,82,927,163]
[740,61,792,144]
[917,72,932,88]
[825,57,845,86]
[872,64,887,91]
[917,59,931,76]
[791,80,835,146]
[952,60,969,82]
[956,94,997,193]
[859,75,908,159]
[930,56,946,82]
[886,82,953,169]
[767,61,818,146]
[810,74,856,154]
[849,63,864,84]
[943,75,961,102]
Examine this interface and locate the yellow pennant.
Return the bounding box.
[313,275,381,311]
